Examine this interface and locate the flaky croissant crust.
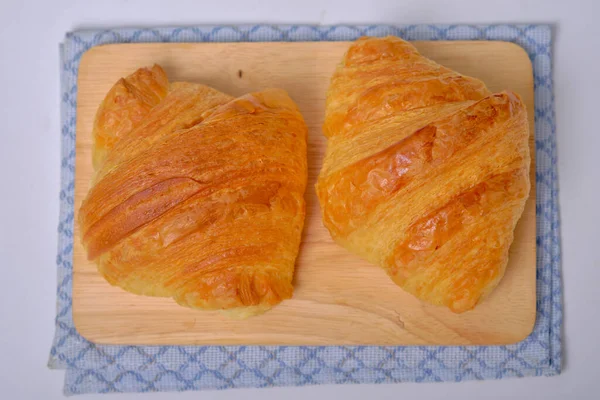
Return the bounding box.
[80,65,308,316]
[317,37,530,313]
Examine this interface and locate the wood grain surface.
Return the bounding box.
[73,41,536,346]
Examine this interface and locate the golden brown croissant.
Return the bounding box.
[316,37,530,313]
[80,65,308,316]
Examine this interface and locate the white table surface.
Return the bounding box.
[1,0,599,398]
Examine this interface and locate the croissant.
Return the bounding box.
[80,65,308,317]
[316,37,530,313]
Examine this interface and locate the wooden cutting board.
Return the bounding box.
[73,41,536,346]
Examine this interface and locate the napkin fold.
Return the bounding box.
[49,24,562,396]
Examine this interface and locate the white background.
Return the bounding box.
[1,0,599,399]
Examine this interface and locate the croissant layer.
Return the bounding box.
[317,37,530,313]
[80,65,308,315]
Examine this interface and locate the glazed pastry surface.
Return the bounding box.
[80,65,308,316]
[316,37,530,313]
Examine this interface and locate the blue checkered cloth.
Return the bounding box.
[49,24,562,396]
